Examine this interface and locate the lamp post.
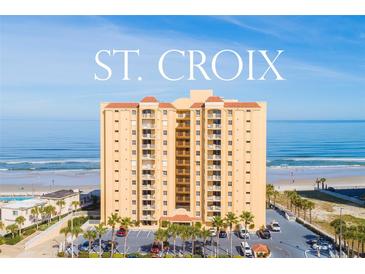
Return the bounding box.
[339,208,343,258]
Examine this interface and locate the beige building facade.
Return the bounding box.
[100,90,266,229]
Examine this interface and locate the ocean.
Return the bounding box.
[0,120,365,172]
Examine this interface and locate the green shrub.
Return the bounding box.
[89,253,99,258]
[57,252,65,257]
[5,235,23,245]
[161,220,170,228]
[23,228,36,237]
[78,251,89,258]
[183,254,192,258]
[217,254,230,258]
[102,252,111,258]
[112,253,124,258]
[0,236,5,245]
[192,255,202,258]
[233,255,243,258]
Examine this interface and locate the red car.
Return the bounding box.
[116,227,127,237]
[150,242,161,254]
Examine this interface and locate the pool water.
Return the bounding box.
[0,196,33,202]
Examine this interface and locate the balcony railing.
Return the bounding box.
[207,196,221,201]
[207,175,221,180]
[142,195,155,200]
[142,144,155,149]
[177,113,190,119]
[208,165,221,170]
[208,134,221,139]
[142,174,155,180]
[142,134,155,139]
[142,164,155,170]
[207,186,221,191]
[207,124,222,129]
[207,144,221,150]
[140,215,155,220]
[208,113,221,119]
[142,205,155,210]
[142,114,155,119]
[142,124,155,129]
[208,155,221,160]
[207,205,221,211]
[142,154,155,160]
[141,184,155,190]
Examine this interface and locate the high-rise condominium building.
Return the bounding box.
[100,90,266,228]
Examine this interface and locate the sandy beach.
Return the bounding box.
[1,166,365,195]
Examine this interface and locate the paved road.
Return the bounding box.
[73,209,331,258]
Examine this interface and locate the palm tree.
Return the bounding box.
[6,224,19,239]
[83,229,97,252]
[70,226,83,258]
[199,227,211,257]
[71,201,80,214]
[225,212,238,257]
[0,220,4,231]
[240,211,255,244]
[272,190,279,207]
[266,184,275,208]
[43,205,56,225]
[307,201,315,223]
[15,216,26,236]
[60,226,71,253]
[155,228,168,254]
[190,223,201,256]
[107,213,121,257]
[56,199,66,221]
[167,223,180,255]
[212,216,225,257]
[94,223,107,258]
[120,217,135,256]
[30,206,40,230]
[179,226,191,254]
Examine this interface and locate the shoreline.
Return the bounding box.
[1,166,365,194]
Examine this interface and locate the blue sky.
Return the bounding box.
[1,16,365,120]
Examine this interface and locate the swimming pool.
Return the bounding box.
[0,196,33,202]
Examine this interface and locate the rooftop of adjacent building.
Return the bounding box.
[103,89,262,109]
[1,198,46,210]
[41,189,79,200]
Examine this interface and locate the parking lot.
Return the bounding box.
[72,209,332,258]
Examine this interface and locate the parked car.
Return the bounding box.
[116,227,127,237]
[240,241,253,257]
[209,228,217,237]
[257,229,271,239]
[219,230,227,238]
[238,225,250,239]
[312,239,333,251]
[103,240,118,252]
[269,220,281,232]
[193,241,205,257]
[150,242,161,254]
[78,241,90,251]
[284,211,296,221]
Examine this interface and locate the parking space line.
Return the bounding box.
[146,231,151,238]
[137,230,142,238]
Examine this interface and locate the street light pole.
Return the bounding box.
[339,208,343,258]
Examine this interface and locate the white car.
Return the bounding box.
[270,221,281,232]
[240,242,253,257]
[238,225,250,239]
[209,228,217,237]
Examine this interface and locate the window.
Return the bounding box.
[114,150,119,153]
[246,161,251,164]
[228,161,232,166]
[228,110,232,116]
[115,120,119,122]
[228,120,232,125]
[163,201,168,206]
[228,171,232,176]
[163,151,167,156]
[163,180,167,186]
[196,211,201,217]
[196,181,200,186]
[196,120,200,125]
[132,170,136,175]
[196,201,200,206]
[246,140,251,143]
[196,130,200,136]
[228,130,232,135]
[115,170,119,172]
[246,171,250,174]
[196,140,200,146]
[163,191,168,195]
[132,110,136,115]
[162,160,167,167]
[114,110,119,113]
[163,211,168,216]
[196,191,200,196]
[132,200,136,205]
[163,110,167,115]
[228,192,232,196]
[115,159,119,163]
[163,140,167,146]
[228,151,232,156]
[196,161,200,166]
[228,181,232,186]
[115,189,119,192]
[115,180,119,182]
[228,202,232,207]
[246,130,251,133]
[163,171,167,176]
[246,181,250,185]
[115,130,119,133]
[114,140,119,143]
[246,202,251,205]
[115,209,119,212]
[228,140,232,145]
[115,200,119,203]
[132,150,136,155]
[196,110,200,116]
[163,120,168,126]
[196,171,200,176]
[246,192,251,195]
[131,120,136,126]
[132,130,136,135]
[246,120,251,123]
[196,151,200,156]
[247,110,251,112]
[132,210,136,215]
[12,211,18,216]
[132,190,136,195]
[132,140,136,145]
[132,180,136,185]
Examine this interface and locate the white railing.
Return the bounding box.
[142,165,155,169]
[208,186,221,191]
[208,134,221,139]
[207,124,221,129]
[208,165,221,170]
[207,206,221,211]
[142,134,155,138]
[208,114,221,119]
[208,155,221,160]
[142,144,155,149]
[207,196,221,201]
[142,205,155,210]
[142,114,155,118]
[142,195,155,200]
[207,175,221,180]
[208,145,221,150]
[141,184,155,190]
[142,124,155,129]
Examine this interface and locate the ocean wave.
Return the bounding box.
[0,159,100,165]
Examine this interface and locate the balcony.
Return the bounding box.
[207,144,221,150]
[140,215,155,221]
[176,141,190,147]
[177,123,190,129]
[176,169,190,176]
[208,165,221,170]
[141,184,155,190]
[207,205,221,211]
[176,133,190,138]
[142,164,155,170]
[208,134,221,139]
[142,194,155,200]
[207,175,221,181]
[177,187,190,193]
[176,160,190,166]
[142,134,155,139]
[142,154,155,160]
[142,113,155,119]
[142,204,155,210]
[142,174,155,180]
[207,196,221,202]
[207,185,221,191]
[207,124,221,129]
[208,155,221,160]
[142,144,155,149]
[177,113,190,119]
[176,151,190,157]
[142,123,155,129]
[208,113,221,119]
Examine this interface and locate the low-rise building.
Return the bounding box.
[40,189,80,216]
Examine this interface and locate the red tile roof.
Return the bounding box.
[224,102,260,108]
[206,96,223,102]
[159,103,175,109]
[160,214,200,222]
[252,243,270,253]
[105,103,139,108]
[140,96,158,103]
[190,102,204,108]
